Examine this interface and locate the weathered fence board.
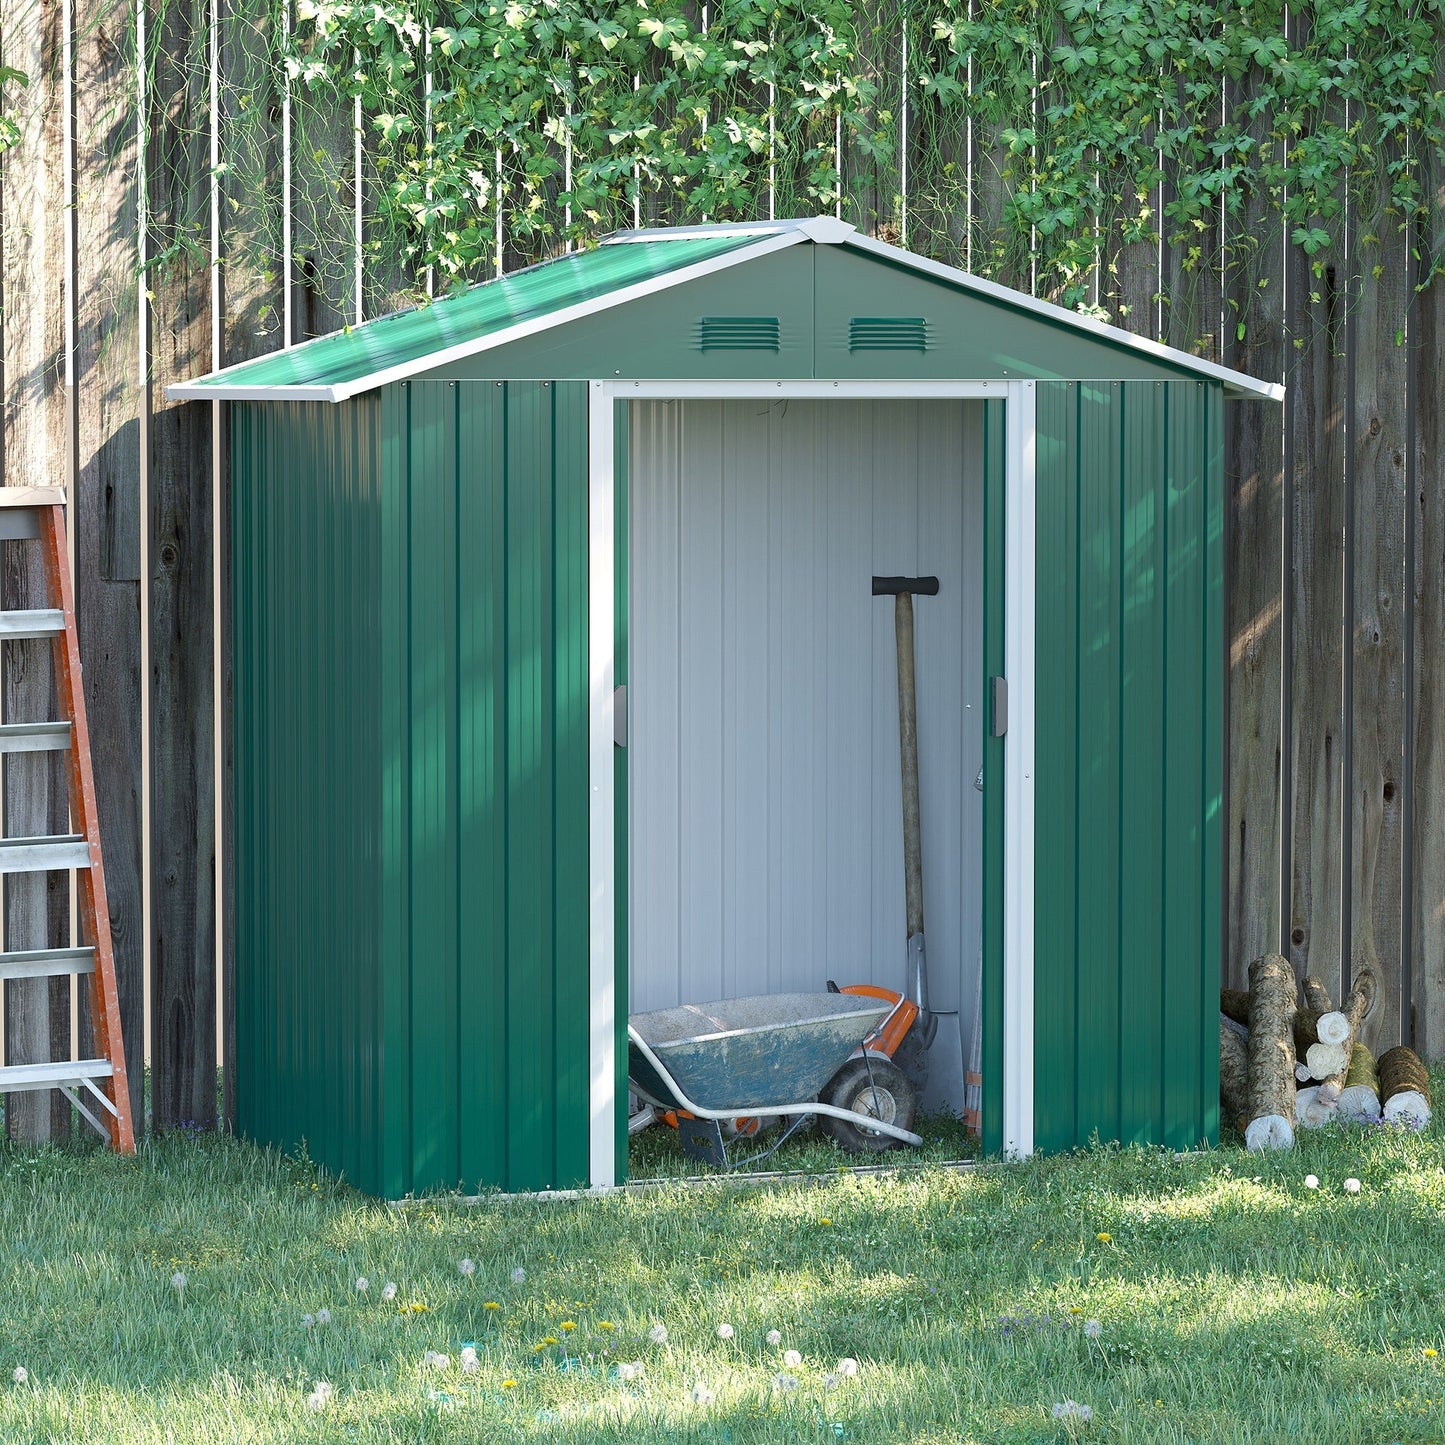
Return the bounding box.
[146,0,216,1130]
[1350,187,1409,1051]
[73,0,146,1131]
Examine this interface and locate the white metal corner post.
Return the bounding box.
[587,382,619,1189]
[1001,380,1037,1157]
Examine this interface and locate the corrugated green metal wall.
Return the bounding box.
[233,396,387,1189]
[234,380,592,1198]
[1032,380,1223,1153]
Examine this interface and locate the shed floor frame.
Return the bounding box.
[587,379,1037,1188]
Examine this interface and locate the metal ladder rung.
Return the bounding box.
[0,1058,113,1092]
[0,721,72,753]
[0,835,91,873]
[0,946,95,981]
[0,610,65,640]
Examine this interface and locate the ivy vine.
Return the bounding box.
[130,0,1445,347]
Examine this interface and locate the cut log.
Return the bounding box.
[1246,954,1298,1151]
[1314,1011,1351,1046]
[1245,1115,1295,1152]
[1317,970,1378,1103]
[1295,1085,1336,1129]
[1335,1044,1382,1122]
[1221,988,1251,1028]
[1301,976,1334,1013]
[1383,1091,1431,1130]
[1304,1040,1351,1081]
[1378,1045,1431,1106]
[1220,1015,1250,1129]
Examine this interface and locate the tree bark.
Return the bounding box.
[1245,953,1297,1150]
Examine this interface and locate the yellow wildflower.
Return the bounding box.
[560,1321,576,1332]
[502,1379,517,1389]
[819,1218,832,1226]
[1426,1348,1439,1358]
[483,1301,500,1310]
[1096,1233,1112,1243]
[598,1321,615,1331]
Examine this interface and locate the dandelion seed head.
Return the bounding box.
[315,1308,331,1326]
[690,1382,715,1405]
[12,1368,27,1386]
[1052,1399,1093,1421]
[510,1267,527,1285]
[171,1271,187,1292]
[783,1349,802,1367]
[616,1361,642,1382]
[380,1281,398,1302]
[823,1372,839,1389]
[716,1323,734,1340]
[355,1276,369,1293]
[835,1357,859,1376]
[1344,1177,1362,1194]
[765,1329,782,1347]
[459,1258,476,1277]
[1304,1175,1319,1190]
[774,1372,799,1392]
[423,1350,450,1370]
[301,1314,315,1328]
[460,1346,478,1367]
[1084,1319,1102,1339]
[648,1324,668,1345]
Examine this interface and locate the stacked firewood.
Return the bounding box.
[1219,955,1433,1150]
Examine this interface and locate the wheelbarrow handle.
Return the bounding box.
[626,1026,924,1149]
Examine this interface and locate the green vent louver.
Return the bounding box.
[849,316,928,352]
[698,316,781,352]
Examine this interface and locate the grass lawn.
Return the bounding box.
[4,1098,1445,1444]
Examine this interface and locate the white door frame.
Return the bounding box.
[586,379,1036,1188]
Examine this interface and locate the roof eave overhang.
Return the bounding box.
[164,229,811,404]
[840,231,1285,402]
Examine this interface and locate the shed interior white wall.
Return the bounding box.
[626,398,984,1114]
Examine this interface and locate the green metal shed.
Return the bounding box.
[172,217,1282,1198]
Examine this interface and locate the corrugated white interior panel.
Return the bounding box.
[628,399,984,1112]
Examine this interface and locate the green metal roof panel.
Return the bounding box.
[172,233,765,399]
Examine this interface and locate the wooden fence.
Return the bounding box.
[1,0,1443,1137]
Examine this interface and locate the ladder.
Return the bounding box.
[0,488,134,1153]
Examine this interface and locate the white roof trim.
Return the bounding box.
[164,229,808,403]
[841,230,1284,401]
[167,215,1283,403]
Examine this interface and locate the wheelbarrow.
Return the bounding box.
[627,991,925,1170]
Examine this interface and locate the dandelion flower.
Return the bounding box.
[560,1321,576,1332]
[774,1372,799,1392]
[819,1217,832,1226]
[598,1320,615,1331]
[12,1368,27,1385]
[766,1329,782,1347]
[1344,1177,1362,1194]
[459,1258,476,1278]
[301,1314,315,1328]
[1095,1232,1112,1244]
[501,1379,517,1389]
[1084,1319,1102,1339]
[648,1324,668,1345]
[315,1308,331,1326]
[1304,1175,1319,1190]
[423,1350,450,1370]
[783,1349,802,1367]
[483,1301,500,1310]
[380,1281,398,1303]
[355,1276,370,1293]
[1427,1348,1440,1359]
[510,1267,526,1285]
[835,1357,859,1377]
[716,1323,734,1340]
[690,1382,715,1405]
[1052,1400,1093,1422]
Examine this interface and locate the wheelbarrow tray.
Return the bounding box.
[628,992,891,1114]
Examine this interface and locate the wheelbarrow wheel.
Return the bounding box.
[819,1058,917,1153]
